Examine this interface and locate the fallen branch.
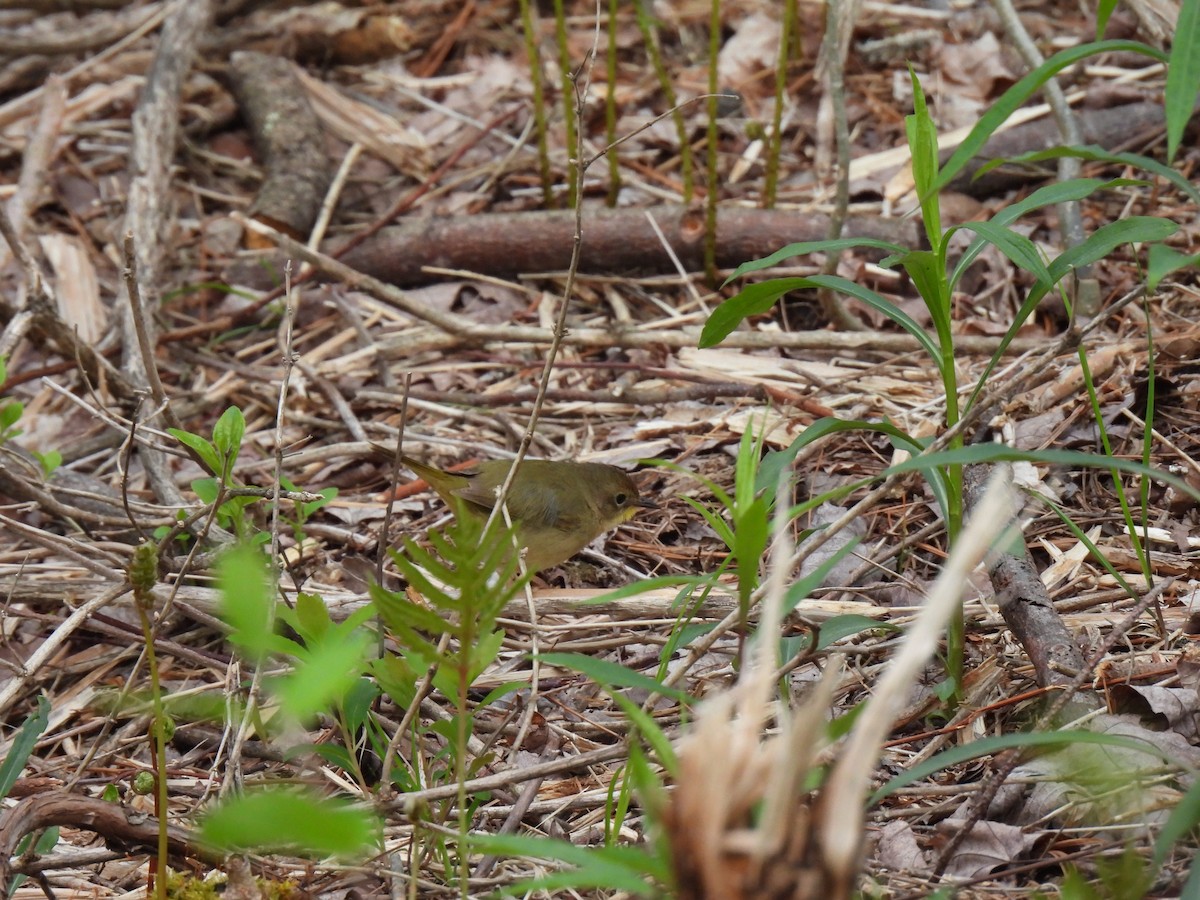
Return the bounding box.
[0,793,224,885]
[337,206,919,287]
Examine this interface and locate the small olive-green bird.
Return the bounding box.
[398,455,655,572]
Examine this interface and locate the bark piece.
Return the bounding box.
[963,463,1094,696]
[228,51,333,240]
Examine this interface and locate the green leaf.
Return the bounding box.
[814,614,899,651]
[779,417,925,462]
[722,237,907,283]
[956,221,1051,288]
[895,248,950,330]
[760,417,883,491]
[1148,244,1200,292]
[290,590,333,643]
[476,680,526,708]
[782,538,863,617]
[536,652,690,703]
[764,417,950,518]
[1095,0,1120,36]
[199,787,379,858]
[168,428,221,475]
[467,628,506,684]
[977,146,1197,204]
[468,833,666,894]
[962,213,1180,415]
[1165,0,1200,162]
[906,66,941,243]
[273,629,373,724]
[1155,773,1200,873]
[6,825,60,895]
[0,399,22,431]
[370,654,420,709]
[1179,864,1200,900]
[301,742,357,771]
[826,699,864,742]
[884,444,1199,504]
[190,477,219,504]
[934,40,1167,192]
[1046,216,1178,282]
[682,496,736,549]
[304,486,338,518]
[162,690,244,725]
[212,406,246,462]
[340,677,381,735]
[625,743,670,853]
[870,729,1178,806]
[700,280,793,347]
[702,275,941,362]
[732,496,769,605]
[733,422,764,510]
[0,695,49,799]
[370,581,454,638]
[31,449,61,478]
[217,544,276,664]
[610,692,679,777]
[1039,493,1135,595]
[950,178,1139,288]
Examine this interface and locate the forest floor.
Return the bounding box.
[1,0,1198,897]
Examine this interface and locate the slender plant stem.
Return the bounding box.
[552,0,579,205]
[518,0,554,206]
[703,0,721,282]
[605,0,621,205]
[634,0,693,201]
[816,0,866,330]
[763,0,795,207]
[456,656,469,899]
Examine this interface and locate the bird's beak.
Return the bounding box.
[635,497,658,510]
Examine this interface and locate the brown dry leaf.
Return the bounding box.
[401,281,527,327]
[1109,685,1200,742]
[934,33,1016,128]
[717,11,781,95]
[934,819,1046,881]
[296,68,430,177]
[720,406,805,448]
[1177,643,1200,692]
[876,820,931,875]
[798,502,869,589]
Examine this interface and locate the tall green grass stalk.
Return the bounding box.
[703,0,721,281]
[634,0,694,202]
[518,0,554,206]
[762,0,797,208]
[552,0,579,206]
[128,541,169,900]
[605,0,621,205]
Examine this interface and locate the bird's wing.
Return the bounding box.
[506,481,581,532]
[449,476,502,515]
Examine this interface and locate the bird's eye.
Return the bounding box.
[615,492,629,506]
